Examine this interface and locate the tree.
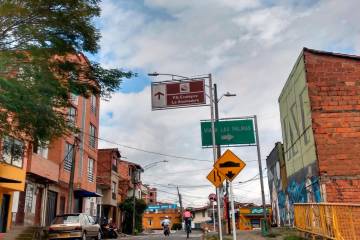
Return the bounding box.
[119,198,147,234]
[0,0,134,145]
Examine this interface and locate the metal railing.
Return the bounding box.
[294,203,360,240]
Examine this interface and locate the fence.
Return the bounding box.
[294,203,360,240]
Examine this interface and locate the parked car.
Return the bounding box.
[48,213,101,240]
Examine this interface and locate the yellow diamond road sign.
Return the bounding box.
[207,168,225,188]
[214,149,246,182]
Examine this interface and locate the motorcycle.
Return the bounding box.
[100,222,118,239]
[163,224,170,236]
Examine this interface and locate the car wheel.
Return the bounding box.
[96,230,102,240]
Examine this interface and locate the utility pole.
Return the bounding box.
[132,168,138,235]
[68,135,80,213]
[214,84,231,235]
[177,186,183,229]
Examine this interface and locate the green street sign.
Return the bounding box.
[201,119,256,147]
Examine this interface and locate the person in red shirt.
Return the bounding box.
[183,209,193,233]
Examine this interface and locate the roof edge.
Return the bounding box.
[303,47,360,61]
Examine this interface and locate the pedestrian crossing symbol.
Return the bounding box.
[214,149,246,181]
[206,168,225,188]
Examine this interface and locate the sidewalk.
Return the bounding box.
[204,228,303,240]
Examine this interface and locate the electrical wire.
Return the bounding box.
[81,130,268,163]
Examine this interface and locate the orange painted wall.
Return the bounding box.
[143,211,181,230]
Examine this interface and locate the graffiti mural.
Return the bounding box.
[278,53,323,226]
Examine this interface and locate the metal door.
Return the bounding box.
[0,194,10,232]
[46,191,57,226]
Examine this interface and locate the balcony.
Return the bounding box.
[27,153,59,182]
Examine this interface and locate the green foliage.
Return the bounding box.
[119,198,147,234]
[171,223,182,230]
[0,0,134,144]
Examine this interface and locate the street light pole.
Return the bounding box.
[132,168,138,235]
[68,135,80,213]
[209,75,223,240]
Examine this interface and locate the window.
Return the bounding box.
[68,107,77,125]
[1,136,24,167]
[128,167,131,177]
[148,218,152,226]
[111,181,116,200]
[25,184,34,213]
[64,142,74,171]
[202,210,205,218]
[88,158,94,182]
[89,124,96,148]
[70,93,78,105]
[112,157,117,172]
[90,94,96,114]
[33,141,48,159]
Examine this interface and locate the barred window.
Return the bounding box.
[64,142,74,171]
[25,184,34,213]
[90,94,96,114]
[89,124,96,148]
[1,136,24,168]
[88,158,94,182]
[70,93,78,105]
[68,107,77,125]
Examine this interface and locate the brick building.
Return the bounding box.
[12,53,101,227]
[278,48,360,223]
[142,186,157,204]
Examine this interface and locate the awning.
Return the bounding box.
[0,177,22,183]
[74,189,102,198]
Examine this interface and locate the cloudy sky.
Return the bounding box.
[93,0,360,207]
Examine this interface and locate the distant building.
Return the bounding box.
[142,186,157,205]
[265,142,288,226]
[278,48,360,224]
[142,203,181,230]
[237,203,271,230]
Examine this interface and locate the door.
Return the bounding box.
[46,191,57,226]
[0,194,10,232]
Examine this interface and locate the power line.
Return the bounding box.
[81,130,268,163]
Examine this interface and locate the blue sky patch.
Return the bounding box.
[119,69,151,93]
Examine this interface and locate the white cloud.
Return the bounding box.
[96,0,360,206]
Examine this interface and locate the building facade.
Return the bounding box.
[265,142,288,226]
[142,203,181,230]
[97,148,122,227]
[11,53,101,228]
[142,186,157,205]
[0,137,29,233]
[278,48,360,224]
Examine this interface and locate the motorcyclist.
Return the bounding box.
[161,216,171,236]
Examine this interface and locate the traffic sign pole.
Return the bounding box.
[209,74,223,240]
[230,182,237,240]
[254,115,267,222]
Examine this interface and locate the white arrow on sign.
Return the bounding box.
[221,134,234,141]
[151,83,166,109]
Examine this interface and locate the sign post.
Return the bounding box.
[214,149,246,240]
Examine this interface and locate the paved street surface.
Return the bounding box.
[116,230,203,239]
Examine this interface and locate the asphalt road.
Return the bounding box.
[115,230,203,239]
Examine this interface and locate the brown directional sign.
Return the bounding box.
[151,79,206,110]
[207,168,225,188]
[214,149,246,182]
